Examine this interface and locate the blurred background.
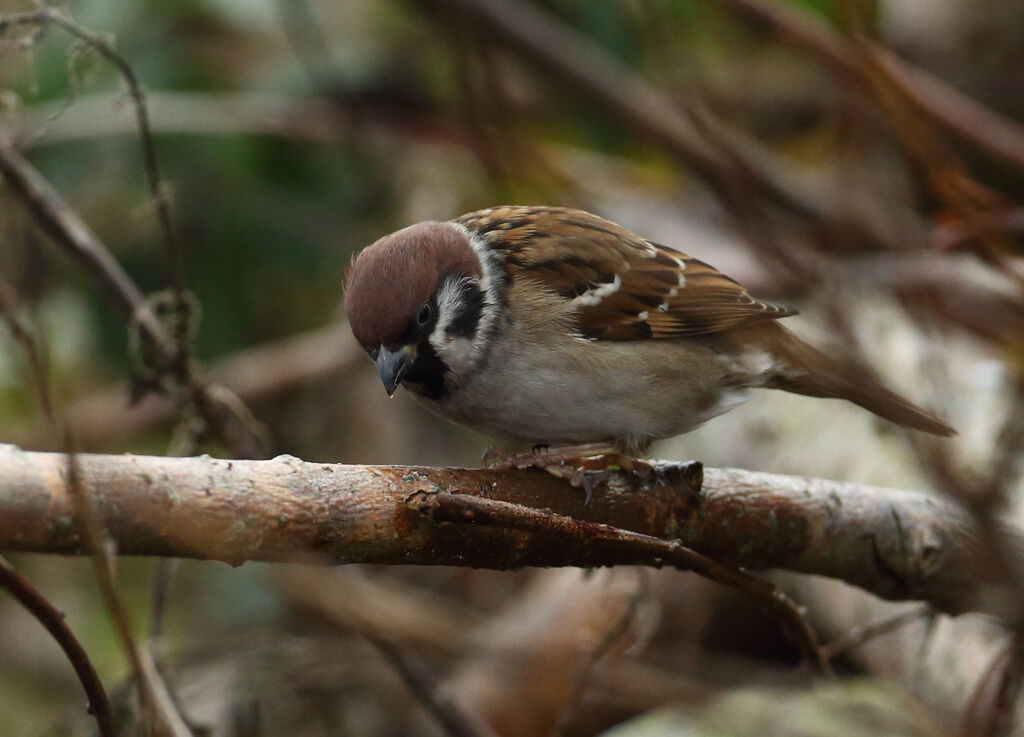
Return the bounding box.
[1,0,1023,735]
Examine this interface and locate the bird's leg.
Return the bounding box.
[481,442,620,470]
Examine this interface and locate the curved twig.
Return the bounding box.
[0,555,117,737]
[0,143,267,459]
[410,490,827,673]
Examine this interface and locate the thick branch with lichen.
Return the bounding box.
[0,445,1016,616]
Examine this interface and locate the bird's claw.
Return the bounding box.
[481,446,702,505]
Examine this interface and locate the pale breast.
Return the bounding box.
[413,329,744,448]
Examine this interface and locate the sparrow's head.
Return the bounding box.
[344,221,489,399]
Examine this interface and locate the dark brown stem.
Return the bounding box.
[820,604,931,662]
[0,143,154,328]
[0,555,118,737]
[409,490,827,673]
[364,631,501,737]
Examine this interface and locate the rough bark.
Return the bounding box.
[0,445,1017,616]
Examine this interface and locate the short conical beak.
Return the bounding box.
[376,344,416,397]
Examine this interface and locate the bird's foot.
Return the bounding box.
[481,442,618,471]
[482,443,621,504]
[481,445,702,505]
[546,455,702,503]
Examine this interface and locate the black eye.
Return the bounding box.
[368,347,379,362]
[415,302,432,328]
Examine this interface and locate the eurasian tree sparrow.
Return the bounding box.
[344,206,953,458]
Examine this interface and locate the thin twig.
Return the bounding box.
[9,4,189,355]
[0,270,190,735]
[549,573,649,737]
[0,142,267,458]
[408,490,829,674]
[820,604,931,662]
[364,630,501,737]
[0,555,118,737]
[964,638,1024,737]
[0,276,57,428]
[65,451,195,737]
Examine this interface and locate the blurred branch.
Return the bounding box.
[0,555,117,737]
[0,447,1018,618]
[964,637,1024,737]
[364,631,501,737]
[11,320,358,451]
[932,210,1024,254]
[0,142,267,458]
[1,6,188,350]
[416,0,900,251]
[719,0,1024,172]
[1,225,191,735]
[66,452,194,737]
[281,567,725,730]
[819,603,931,662]
[18,91,354,145]
[791,575,1016,733]
[276,0,339,92]
[277,567,480,653]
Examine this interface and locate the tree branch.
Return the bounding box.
[11,320,358,451]
[0,446,1015,617]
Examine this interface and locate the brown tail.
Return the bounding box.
[746,324,955,436]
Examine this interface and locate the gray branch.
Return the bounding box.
[0,446,1016,616]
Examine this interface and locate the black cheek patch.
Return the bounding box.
[445,281,485,339]
[404,339,448,400]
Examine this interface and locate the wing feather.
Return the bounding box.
[456,206,795,340]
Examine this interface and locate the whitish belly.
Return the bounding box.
[410,338,743,447]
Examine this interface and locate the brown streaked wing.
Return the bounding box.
[456,206,795,340]
[588,244,796,339]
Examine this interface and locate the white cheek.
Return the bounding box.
[430,277,485,378]
[430,332,478,376]
[432,278,467,337]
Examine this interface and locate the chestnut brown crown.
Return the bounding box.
[344,221,481,349]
